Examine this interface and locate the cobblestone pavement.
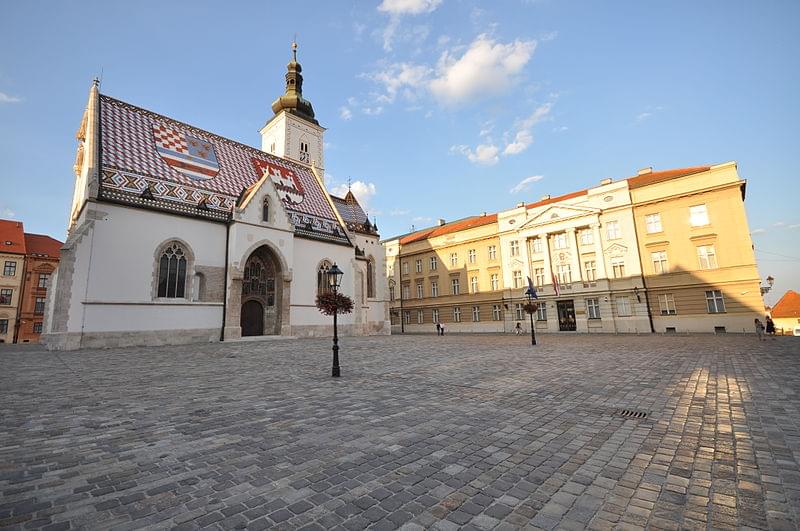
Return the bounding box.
[2,334,800,530]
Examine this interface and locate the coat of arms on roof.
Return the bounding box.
[252,159,305,206]
[152,125,220,181]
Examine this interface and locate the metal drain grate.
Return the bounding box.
[617,409,648,419]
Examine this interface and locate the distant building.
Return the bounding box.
[383,162,765,334]
[770,290,800,335]
[0,220,26,343]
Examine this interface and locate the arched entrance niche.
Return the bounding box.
[240,246,282,336]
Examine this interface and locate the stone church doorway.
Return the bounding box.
[239,246,281,336]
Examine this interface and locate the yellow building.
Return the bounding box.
[630,162,764,333]
[0,220,26,343]
[383,161,766,335]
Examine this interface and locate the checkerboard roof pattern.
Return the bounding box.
[330,195,368,226]
[99,95,344,233]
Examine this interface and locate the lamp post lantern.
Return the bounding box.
[524,288,537,346]
[327,263,344,377]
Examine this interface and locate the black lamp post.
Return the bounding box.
[524,288,537,346]
[327,263,344,377]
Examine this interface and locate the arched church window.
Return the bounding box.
[157,242,188,298]
[367,257,375,299]
[262,197,270,223]
[317,260,332,296]
[243,256,276,306]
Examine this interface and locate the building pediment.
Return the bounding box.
[521,204,599,229]
[604,242,628,256]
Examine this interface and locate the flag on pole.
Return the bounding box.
[526,276,539,299]
[552,272,560,296]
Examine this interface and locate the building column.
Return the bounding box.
[567,228,582,283]
[541,233,552,289]
[592,223,607,280]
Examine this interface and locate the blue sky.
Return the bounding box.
[1,0,798,302]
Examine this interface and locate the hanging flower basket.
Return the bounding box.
[315,292,354,316]
[522,302,539,315]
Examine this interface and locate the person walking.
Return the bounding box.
[766,316,776,337]
[440,323,445,336]
[754,318,766,341]
[435,322,441,336]
[515,322,522,335]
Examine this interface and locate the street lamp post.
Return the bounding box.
[327,263,344,377]
[525,288,537,346]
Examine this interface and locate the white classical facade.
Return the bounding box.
[497,179,651,334]
[42,46,388,350]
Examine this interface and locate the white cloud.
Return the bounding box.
[751,228,766,235]
[339,106,353,121]
[378,0,442,15]
[540,31,558,42]
[0,92,22,104]
[412,216,433,223]
[331,181,377,211]
[364,62,432,104]
[788,223,800,229]
[553,125,568,132]
[451,143,499,165]
[635,105,665,123]
[430,34,536,105]
[636,112,653,122]
[363,106,384,116]
[390,208,410,216]
[773,221,785,227]
[0,207,15,218]
[502,102,551,155]
[510,175,544,194]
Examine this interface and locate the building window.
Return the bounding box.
[510,240,520,256]
[697,245,718,269]
[658,294,677,315]
[415,259,422,273]
[488,245,497,260]
[532,238,542,254]
[417,310,424,324]
[0,319,7,334]
[651,251,669,274]
[645,213,662,233]
[450,253,458,267]
[611,258,625,278]
[580,230,594,246]
[299,141,310,162]
[586,298,600,319]
[416,282,424,299]
[468,249,476,264]
[389,286,395,301]
[606,221,620,240]
[513,270,523,288]
[553,233,568,250]
[492,305,502,321]
[583,261,596,282]
[38,273,50,289]
[317,260,332,295]
[556,264,572,284]
[690,204,709,227]
[470,276,479,293]
[262,197,270,222]
[367,259,375,298]
[532,268,544,287]
[515,303,524,321]
[3,261,16,276]
[431,281,439,297]
[430,256,437,271]
[451,278,460,295]
[490,274,499,290]
[33,322,43,334]
[472,306,480,322]
[536,305,547,321]
[402,261,409,274]
[616,296,631,317]
[706,290,726,313]
[0,289,10,305]
[432,308,439,323]
[402,285,410,299]
[404,311,410,324]
[34,297,45,315]
[453,307,461,322]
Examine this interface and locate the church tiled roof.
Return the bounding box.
[98,95,349,245]
[330,191,378,235]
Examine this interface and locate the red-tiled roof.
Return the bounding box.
[400,214,498,245]
[0,219,26,255]
[627,166,711,189]
[771,290,800,319]
[24,233,62,258]
[526,190,587,210]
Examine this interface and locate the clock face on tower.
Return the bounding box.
[299,151,309,163]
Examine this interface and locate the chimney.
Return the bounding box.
[480,212,487,217]
[540,195,551,201]
[637,167,653,175]
[600,178,612,185]
[516,202,525,208]
[438,218,446,226]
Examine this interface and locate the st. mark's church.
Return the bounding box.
[42,44,389,350]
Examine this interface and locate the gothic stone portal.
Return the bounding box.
[240,247,281,336]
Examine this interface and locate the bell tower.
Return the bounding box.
[260,41,326,174]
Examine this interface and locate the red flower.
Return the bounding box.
[315,292,354,316]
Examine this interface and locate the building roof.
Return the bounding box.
[526,189,588,210]
[98,95,349,245]
[399,214,498,245]
[0,219,26,255]
[627,166,711,189]
[771,290,800,319]
[24,233,62,258]
[330,191,378,236]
